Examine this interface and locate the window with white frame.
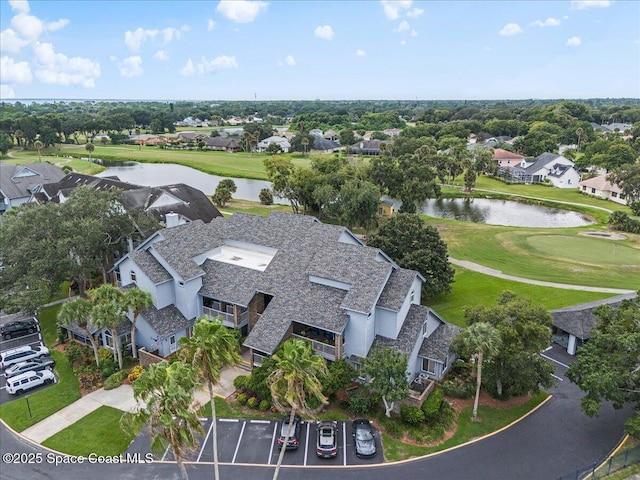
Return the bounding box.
[130,271,137,282]
[422,357,437,375]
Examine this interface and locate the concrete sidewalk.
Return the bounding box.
[20,364,246,444]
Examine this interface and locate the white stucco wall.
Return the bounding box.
[374,307,397,339]
[174,277,202,320]
[344,310,375,358]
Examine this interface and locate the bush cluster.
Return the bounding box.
[104,370,128,390]
[128,365,144,382]
[609,210,640,234]
[421,388,444,422]
[400,405,426,426]
[345,387,379,416]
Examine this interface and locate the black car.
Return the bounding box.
[316,421,338,458]
[1,318,38,340]
[5,356,56,378]
[277,415,301,450]
[352,418,376,458]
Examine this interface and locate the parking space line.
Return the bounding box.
[342,422,347,466]
[231,421,246,464]
[197,420,214,462]
[551,373,564,381]
[219,418,239,422]
[303,422,309,466]
[541,353,570,369]
[268,422,277,465]
[250,419,270,424]
[161,445,170,461]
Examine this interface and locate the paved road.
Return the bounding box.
[0,344,632,480]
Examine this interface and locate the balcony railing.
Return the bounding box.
[292,334,341,359]
[202,306,249,328]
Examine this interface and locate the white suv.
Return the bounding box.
[0,344,50,369]
[6,369,55,395]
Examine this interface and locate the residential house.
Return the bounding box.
[323,130,340,143]
[0,161,66,214]
[112,212,460,381]
[350,140,388,155]
[500,152,580,188]
[579,175,627,206]
[552,293,637,355]
[493,148,525,168]
[177,132,209,143]
[312,136,340,152]
[378,199,394,217]
[38,172,222,226]
[203,136,240,152]
[257,135,291,153]
[384,128,402,138]
[309,128,324,137]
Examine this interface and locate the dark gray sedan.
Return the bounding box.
[5,356,55,378]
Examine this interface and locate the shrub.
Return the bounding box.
[104,370,128,390]
[233,375,248,390]
[259,188,273,205]
[383,419,404,438]
[100,358,118,379]
[75,366,103,392]
[433,402,457,431]
[98,347,114,363]
[325,359,357,394]
[400,405,426,426]
[422,388,444,422]
[259,400,270,411]
[236,393,248,405]
[247,397,259,409]
[609,210,640,234]
[128,365,144,382]
[346,387,379,416]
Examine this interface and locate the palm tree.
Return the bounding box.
[267,338,329,480]
[123,361,204,480]
[301,137,309,156]
[90,284,126,369]
[58,297,101,367]
[85,142,95,162]
[178,316,241,480]
[135,128,141,150]
[455,322,501,419]
[123,287,152,359]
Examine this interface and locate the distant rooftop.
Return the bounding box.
[208,244,276,272]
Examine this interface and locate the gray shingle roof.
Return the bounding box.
[0,161,65,201]
[141,304,193,340]
[375,303,430,356]
[377,268,418,311]
[551,293,637,340]
[419,317,462,363]
[129,250,172,284]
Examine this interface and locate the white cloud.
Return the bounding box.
[180,55,238,76]
[394,20,410,32]
[124,28,159,52]
[109,55,117,62]
[411,29,418,37]
[356,49,366,56]
[380,0,413,20]
[153,50,169,61]
[161,25,188,44]
[0,55,32,84]
[531,17,561,27]
[499,23,523,36]
[32,42,101,88]
[216,1,268,23]
[285,55,295,66]
[407,7,424,18]
[46,18,70,32]
[0,84,16,98]
[0,28,29,53]
[207,19,216,31]
[314,25,334,40]
[566,36,581,46]
[11,13,43,41]
[400,40,407,46]
[118,56,143,77]
[8,0,30,14]
[571,0,612,9]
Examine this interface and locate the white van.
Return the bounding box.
[6,369,55,395]
[0,344,50,369]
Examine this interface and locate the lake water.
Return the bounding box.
[97,161,593,227]
[419,198,593,228]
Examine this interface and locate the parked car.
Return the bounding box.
[316,420,338,458]
[6,369,55,395]
[352,418,376,458]
[0,318,38,340]
[5,356,55,378]
[277,415,301,450]
[0,344,50,369]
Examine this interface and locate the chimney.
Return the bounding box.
[165,212,180,228]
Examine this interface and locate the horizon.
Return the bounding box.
[1,0,639,101]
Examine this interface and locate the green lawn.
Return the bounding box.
[2,153,106,175]
[38,303,62,346]
[428,268,614,327]
[42,406,134,456]
[0,349,81,432]
[18,144,314,180]
[381,392,548,461]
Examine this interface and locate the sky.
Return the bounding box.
[0,0,639,101]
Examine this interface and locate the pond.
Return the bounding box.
[418,198,593,228]
[97,161,594,227]
[95,160,281,203]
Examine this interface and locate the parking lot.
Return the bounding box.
[0,313,56,405]
[126,417,384,467]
